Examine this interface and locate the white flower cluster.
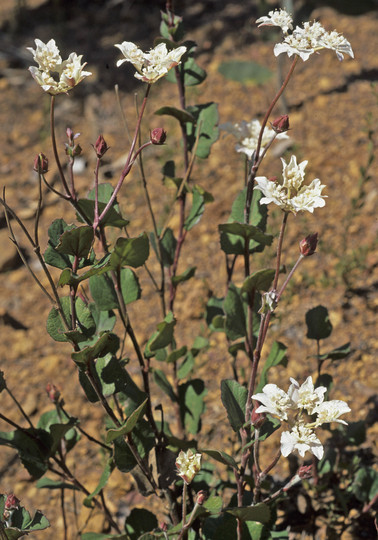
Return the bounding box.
[176,449,202,484]
[252,376,351,459]
[220,119,289,160]
[115,42,187,84]
[256,9,354,62]
[254,155,326,214]
[27,39,91,94]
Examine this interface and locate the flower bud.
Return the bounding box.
[46,382,60,403]
[299,233,318,257]
[93,134,109,158]
[159,522,168,532]
[5,493,20,510]
[176,449,201,484]
[251,403,266,429]
[33,153,49,174]
[298,465,313,479]
[272,114,290,133]
[150,128,167,145]
[196,490,206,505]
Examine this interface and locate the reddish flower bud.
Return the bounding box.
[268,176,278,183]
[150,128,167,145]
[46,382,60,403]
[251,404,266,428]
[33,153,49,174]
[272,114,290,133]
[196,490,206,505]
[299,233,318,257]
[5,493,20,510]
[159,522,168,532]
[298,465,313,479]
[93,134,109,158]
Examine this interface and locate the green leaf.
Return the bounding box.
[179,379,207,434]
[223,283,246,341]
[242,269,276,294]
[224,503,271,523]
[221,379,248,432]
[220,189,269,255]
[317,342,351,361]
[219,223,273,253]
[0,429,49,479]
[218,61,272,85]
[159,12,185,41]
[113,421,154,473]
[166,346,187,364]
[150,228,177,267]
[109,234,149,269]
[186,102,219,159]
[125,508,158,540]
[153,369,176,402]
[165,40,207,86]
[154,106,195,124]
[57,254,113,288]
[305,305,333,340]
[350,467,378,503]
[56,225,94,259]
[46,297,96,343]
[89,268,141,311]
[171,266,196,285]
[36,477,80,491]
[201,449,238,470]
[255,341,288,393]
[177,353,195,380]
[184,185,213,231]
[205,296,225,332]
[44,219,75,269]
[106,399,148,443]
[76,183,129,229]
[71,332,119,366]
[144,312,176,357]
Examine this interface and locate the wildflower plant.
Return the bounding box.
[0,5,374,540]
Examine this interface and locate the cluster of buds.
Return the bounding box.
[271,114,290,134]
[3,493,20,521]
[65,128,82,158]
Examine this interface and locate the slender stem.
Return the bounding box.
[95,84,151,228]
[94,157,101,226]
[50,95,71,198]
[5,388,34,429]
[182,482,187,530]
[59,405,112,451]
[245,56,298,223]
[60,488,68,540]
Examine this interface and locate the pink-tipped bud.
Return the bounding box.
[93,134,109,158]
[5,493,20,510]
[159,522,168,532]
[298,465,313,479]
[150,128,167,145]
[33,153,49,174]
[268,176,278,183]
[196,490,206,505]
[299,233,318,257]
[46,382,60,403]
[272,115,290,133]
[251,404,266,429]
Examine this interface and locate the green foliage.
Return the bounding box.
[179,379,207,434]
[221,379,248,432]
[305,305,333,340]
[0,494,50,537]
[185,102,219,158]
[218,60,272,85]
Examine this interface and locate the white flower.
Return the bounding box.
[281,424,324,459]
[115,41,187,83]
[318,30,354,61]
[220,119,289,160]
[176,449,201,484]
[257,13,354,62]
[27,39,91,94]
[252,383,294,421]
[254,154,326,214]
[256,9,293,34]
[27,38,62,71]
[289,376,327,414]
[313,400,351,426]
